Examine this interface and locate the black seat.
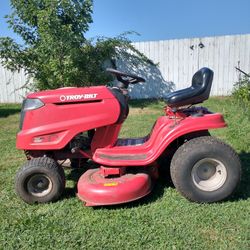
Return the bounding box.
[165,68,214,108]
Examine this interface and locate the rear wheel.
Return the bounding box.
[15,157,65,204]
[158,130,210,183]
[170,136,241,203]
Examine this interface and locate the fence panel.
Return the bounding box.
[0,65,31,103]
[130,34,250,98]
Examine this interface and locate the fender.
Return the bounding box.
[93,113,226,166]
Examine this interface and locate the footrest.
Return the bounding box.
[116,136,148,146]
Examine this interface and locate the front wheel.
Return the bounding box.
[170,136,241,203]
[15,157,65,204]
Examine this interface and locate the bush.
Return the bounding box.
[232,75,250,106]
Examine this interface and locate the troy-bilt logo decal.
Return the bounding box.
[60,93,98,102]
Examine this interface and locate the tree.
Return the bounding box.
[0,0,147,90]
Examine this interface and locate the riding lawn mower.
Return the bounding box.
[15,68,241,206]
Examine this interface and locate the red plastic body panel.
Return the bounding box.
[91,124,122,152]
[16,86,120,150]
[93,113,226,166]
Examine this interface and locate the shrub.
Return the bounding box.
[232,75,250,106]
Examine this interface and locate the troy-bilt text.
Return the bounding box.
[60,94,98,101]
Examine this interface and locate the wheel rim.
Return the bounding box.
[191,158,227,192]
[27,174,53,197]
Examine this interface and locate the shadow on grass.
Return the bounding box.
[61,161,97,200]
[0,106,21,118]
[229,151,250,201]
[62,169,84,200]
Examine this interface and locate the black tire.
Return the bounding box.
[170,136,241,203]
[15,157,65,204]
[158,130,210,184]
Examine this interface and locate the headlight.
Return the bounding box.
[22,98,44,111]
[19,98,44,129]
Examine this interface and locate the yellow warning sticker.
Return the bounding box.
[103,182,118,187]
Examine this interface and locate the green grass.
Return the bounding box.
[0,98,249,249]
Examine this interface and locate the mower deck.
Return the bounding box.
[77,168,152,206]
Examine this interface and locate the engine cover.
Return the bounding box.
[17,86,121,150]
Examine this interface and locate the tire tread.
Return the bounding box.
[15,157,65,204]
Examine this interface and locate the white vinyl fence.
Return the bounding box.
[125,34,250,99]
[0,66,31,103]
[0,34,250,102]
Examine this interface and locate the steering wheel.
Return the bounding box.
[106,68,145,88]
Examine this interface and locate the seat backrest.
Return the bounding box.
[164,67,214,107]
[192,68,213,95]
[189,67,214,105]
